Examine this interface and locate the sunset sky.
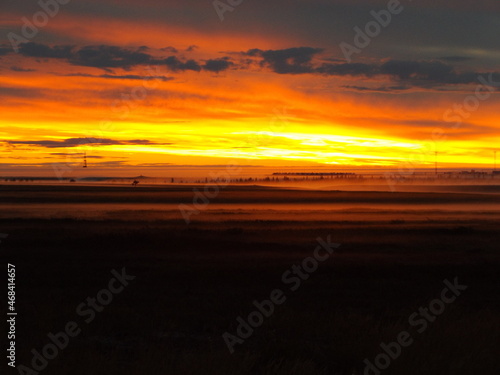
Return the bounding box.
[1,0,500,176]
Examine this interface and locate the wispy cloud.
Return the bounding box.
[4,138,173,148]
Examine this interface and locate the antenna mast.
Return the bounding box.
[435,151,438,177]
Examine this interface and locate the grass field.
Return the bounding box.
[1,185,499,374]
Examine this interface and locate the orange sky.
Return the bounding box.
[1,0,499,176]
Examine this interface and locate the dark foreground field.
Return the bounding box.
[1,185,499,375]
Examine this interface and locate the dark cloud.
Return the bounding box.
[15,42,235,73]
[160,46,178,53]
[63,73,173,81]
[380,60,453,81]
[100,74,172,80]
[18,42,155,70]
[342,85,410,92]
[318,60,456,81]
[161,56,201,72]
[244,49,500,88]
[439,56,474,62]
[203,58,233,73]
[4,0,499,66]
[186,45,198,52]
[0,47,11,56]
[316,62,376,76]
[10,66,36,72]
[378,60,500,86]
[71,45,152,68]
[0,87,42,98]
[11,42,500,88]
[245,47,324,74]
[19,43,74,59]
[5,138,172,148]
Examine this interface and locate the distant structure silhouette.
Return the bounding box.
[132,180,139,187]
[435,151,438,176]
[83,152,88,168]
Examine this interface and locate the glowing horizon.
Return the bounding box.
[1,0,499,175]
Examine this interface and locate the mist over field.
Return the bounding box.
[2,0,500,373]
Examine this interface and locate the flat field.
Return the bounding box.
[1,184,499,374]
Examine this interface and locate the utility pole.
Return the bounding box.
[435,151,438,177]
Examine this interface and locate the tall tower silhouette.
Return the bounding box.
[435,151,438,176]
